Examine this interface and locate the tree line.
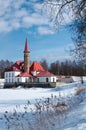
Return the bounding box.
[0,59,86,78]
[0,60,13,78]
[40,59,86,76]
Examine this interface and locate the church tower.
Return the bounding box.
[24,38,30,72]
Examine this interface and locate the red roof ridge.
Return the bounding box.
[18,71,33,77]
[36,70,55,77]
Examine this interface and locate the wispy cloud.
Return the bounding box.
[38,26,54,35]
[0,0,74,35]
[22,13,49,27]
[0,0,51,34]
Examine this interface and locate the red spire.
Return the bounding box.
[24,38,30,53]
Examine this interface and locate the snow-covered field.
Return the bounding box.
[0,82,86,130]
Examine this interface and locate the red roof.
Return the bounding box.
[6,61,22,71]
[5,61,24,72]
[18,72,33,77]
[36,71,55,77]
[30,62,45,72]
[12,66,20,71]
[24,38,30,53]
[16,61,22,65]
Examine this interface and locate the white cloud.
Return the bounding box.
[33,2,43,12]
[22,13,49,28]
[0,0,74,34]
[14,9,28,18]
[0,20,11,32]
[38,26,54,35]
[0,0,50,33]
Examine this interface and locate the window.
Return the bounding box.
[29,78,32,82]
[46,78,48,82]
[17,78,19,83]
[9,73,11,77]
[12,78,14,83]
[9,79,11,83]
[25,78,28,83]
[6,79,8,82]
[12,73,14,77]
[37,78,39,83]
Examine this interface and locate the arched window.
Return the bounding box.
[25,78,28,83]
[46,78,48,82]
[29,78,31,82]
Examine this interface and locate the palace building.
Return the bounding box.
[4,38,57,87]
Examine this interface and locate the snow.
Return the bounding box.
[0,82,86,130]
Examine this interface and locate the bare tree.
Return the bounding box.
[43,0,86,83]
[0,60,13,78]
[43,0,76,27]
[43,0,85,26]
[40,59,49,70]
[69,0,86,83]
[70,20,86,64]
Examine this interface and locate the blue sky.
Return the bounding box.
[0,0,73,63]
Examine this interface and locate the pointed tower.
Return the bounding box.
[24,38,30,72]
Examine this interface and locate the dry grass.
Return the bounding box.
[2,89,86,130]
[75,87,85,95]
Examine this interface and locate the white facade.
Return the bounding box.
[15,77,33,83]
[5,71,34,84]
[0,79,5,88]
[5,71,21,83]
[5,70,57,84]
[37,76,57,83]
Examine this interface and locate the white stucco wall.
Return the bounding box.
[16,77,28,83]
[37,76,57,83]
[15,77,33,83]
[50,77,57,82]
[5,71,21,83]
[0,79,5,88]
[4,71,57,84]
